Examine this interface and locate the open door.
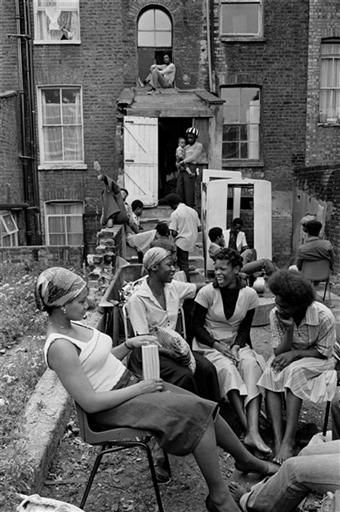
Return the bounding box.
[124,116,158,206]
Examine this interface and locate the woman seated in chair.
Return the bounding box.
[192,248,271,455]
[126,247,221,402]
[37,266,279,512]
[257,269,337,464]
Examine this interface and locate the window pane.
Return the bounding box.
[155,31,172,47]
[42,89,61,124]
[224,125,239,141]
[48,216,65,234]
[240,124,248,140]
[3,214,16,232]
[49,234,67,245]
[68,233,83,245]
[138,9,154,31]
[240,142,248,158]
[63,126,83,160]
[221,3,259,35]
[43,126,63,160]
[62,89,81,124]
[138,31,155,47]
[155,9,171,30]
[223,142,238,159]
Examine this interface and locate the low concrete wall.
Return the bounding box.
[0,246,84,267]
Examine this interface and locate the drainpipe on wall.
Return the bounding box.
[12,0,41,244]
[205,0,215,92]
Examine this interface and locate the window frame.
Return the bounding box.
[219,0,263,41]
[37,85,85,168]
[45,201,84,246]
[33,0,81,45]
[319,39,340,124]
[137,6,172,49]
[221,85,261,162]
[0,211,19,247]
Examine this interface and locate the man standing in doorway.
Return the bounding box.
[164,193,201,282]
[176,127,203,209]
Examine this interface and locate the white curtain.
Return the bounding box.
[35,3,80,42]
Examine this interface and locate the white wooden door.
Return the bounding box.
[123,116,158,206]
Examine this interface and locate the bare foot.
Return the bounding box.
[244,433,272,455]
[207,491,241,512]
[235,457,280,475]
[273,442,294,465]
[228,481,249,504]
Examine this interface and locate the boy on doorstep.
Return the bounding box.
[207,227,226,277]
[150,221,177,263]
[126,200,156,263]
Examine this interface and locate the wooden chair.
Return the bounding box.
[75,403,165,511]
[301,259,331,303]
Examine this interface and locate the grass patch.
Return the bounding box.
[0,261,80,509]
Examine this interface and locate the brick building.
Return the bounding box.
[1,0,338,268]
[293,0,340,271]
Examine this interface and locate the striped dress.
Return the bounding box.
[257,301,337,404]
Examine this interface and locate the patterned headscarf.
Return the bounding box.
[36,267,86,310]
[143,247,170,271]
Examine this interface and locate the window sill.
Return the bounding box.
[317,122,340,127]
[34,41,81,45]
[220,36,266,43]
[38,163,88,171]
[222,160,264,168]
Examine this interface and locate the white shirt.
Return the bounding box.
[224,229,248,253]
[169,203,201,252]
[126,277,196,334]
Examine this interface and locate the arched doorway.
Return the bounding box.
[137,7,172,83]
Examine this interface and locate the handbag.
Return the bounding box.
[151,326,196,374]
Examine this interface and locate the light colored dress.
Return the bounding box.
[257,302,337,404]
[193,284,265,406]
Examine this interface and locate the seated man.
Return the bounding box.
[207,226,225,277]
[126,200,156,263]
[145,54,176,91]
[95,161,128,227]
[294,219,334,271]
[229,440,340,512]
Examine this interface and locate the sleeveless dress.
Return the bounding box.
[44,323,218,455]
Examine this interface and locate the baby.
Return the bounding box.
[175,137,193,175]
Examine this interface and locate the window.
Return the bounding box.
[221,87,260,160]
[137,7,172,81]
[38,87,84,165]
[138,8,172,47]
[220,0,262,38]
[45,202,83,246]
[34,0,80,43]
[0,212,18,247]
[320,41,340,123]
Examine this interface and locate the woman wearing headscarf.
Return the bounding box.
[127,247,221,402]
[37,266,278,512]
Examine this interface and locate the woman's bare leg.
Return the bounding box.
[266,390,284,456]
[228,389,247,430]
[193,420,240,512]
[214,415,278,475]
[244,396,271,454]
[275,390,302,463]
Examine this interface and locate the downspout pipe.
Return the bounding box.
[205,0,215,92]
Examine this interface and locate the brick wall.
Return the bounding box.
[209,0,310,266]
[0,2,18,91]
[0,93,24,204]
[306,0,340,166]
[294,167,340,273]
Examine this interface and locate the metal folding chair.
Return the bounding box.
[75,403,165,511]
[301,259,331,303]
